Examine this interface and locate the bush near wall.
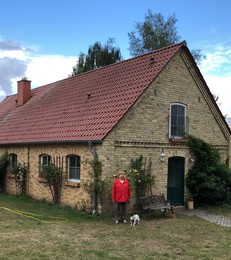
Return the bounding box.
[186,135,231,205]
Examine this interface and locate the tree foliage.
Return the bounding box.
[128,10,180,56]
[128,9,205,63]
[73,38,122,75]
[186,135,231,205]
[40,164,63,205]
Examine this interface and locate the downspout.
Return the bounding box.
[27,146,30,195]
[229,135,231,167]
[88,141,98,214]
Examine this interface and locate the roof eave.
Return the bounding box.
[0,139,103,146]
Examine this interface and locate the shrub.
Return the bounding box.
[186,135,231,205]
[40,164,62,205]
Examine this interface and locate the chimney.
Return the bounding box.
[17,78,31,106]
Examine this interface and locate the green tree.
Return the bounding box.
[128,9,205,64]
[40,164,63,205]
[73,38,122,75]
[186,135,231,205]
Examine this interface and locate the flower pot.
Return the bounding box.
[188,200,194,210]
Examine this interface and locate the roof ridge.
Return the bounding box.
[70,41,186,79]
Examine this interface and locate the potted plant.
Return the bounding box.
[187,197,194,210]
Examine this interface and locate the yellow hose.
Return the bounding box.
[0,206,68,222]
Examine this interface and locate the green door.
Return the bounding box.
[167,157,185,205]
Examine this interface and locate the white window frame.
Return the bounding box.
[9,153,17,170]
[68,155,81,182]
[40,154,51,166]
[169,103,187,139]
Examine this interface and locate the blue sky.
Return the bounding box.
[1,0,231,116]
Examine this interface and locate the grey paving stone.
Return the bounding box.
[176,208,231,228]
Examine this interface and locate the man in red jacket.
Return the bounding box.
[112,171,131,224]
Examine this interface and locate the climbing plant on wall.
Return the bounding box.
[0,151,8,171]
[125,155,155,201]
[81,158,112,213]
[11,163,27,196]
[0,151,8,192]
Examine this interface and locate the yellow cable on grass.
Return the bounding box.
[0,207,68,222]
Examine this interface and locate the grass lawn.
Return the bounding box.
[0,194,230,260]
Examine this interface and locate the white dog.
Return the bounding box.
[130,213,140,226]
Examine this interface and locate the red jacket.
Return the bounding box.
[112,178,131,202]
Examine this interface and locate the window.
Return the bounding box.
[9,153,17,170]
[68,155,81,181]
[169,103,186,139]
[40,154,51,166]
[39,154,51,177]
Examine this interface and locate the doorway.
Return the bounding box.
[167,157,185,205]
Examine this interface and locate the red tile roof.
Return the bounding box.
[0,42,186,144]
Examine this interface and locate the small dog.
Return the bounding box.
[130,213,140,226]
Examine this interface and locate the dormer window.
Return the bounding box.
[169,103,187,139]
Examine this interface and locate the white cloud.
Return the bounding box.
[0,49,27,60]
[0,56,27,96]
[199,43,231,117]
[200,43,231,77]
[203,75,231,117]
[24,54,76,86]
[0,40,77,97]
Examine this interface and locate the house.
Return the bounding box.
[0,41,230,213]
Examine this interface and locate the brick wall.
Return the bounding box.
[4,144,94,210]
